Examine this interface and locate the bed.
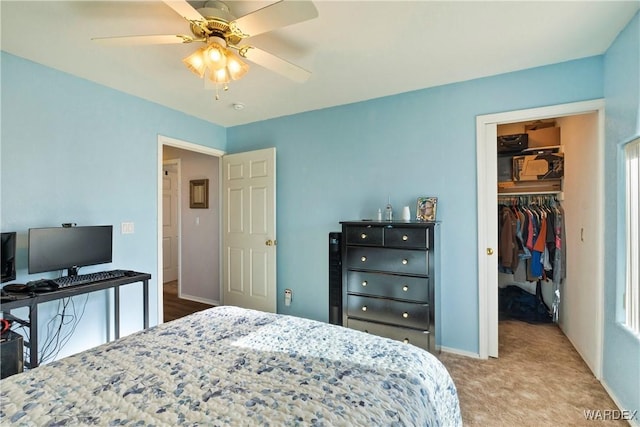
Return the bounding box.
[0,306,461,426]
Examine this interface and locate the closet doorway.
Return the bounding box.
[476,99,605,378]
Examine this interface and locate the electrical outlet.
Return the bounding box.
[284,289,292,306]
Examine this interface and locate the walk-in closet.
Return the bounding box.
[496,111,603,375]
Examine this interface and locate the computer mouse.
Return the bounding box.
[32,282,59,293]
[24,279,58,293]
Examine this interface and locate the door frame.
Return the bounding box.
[476,99,605,374]
[157,135,225,323]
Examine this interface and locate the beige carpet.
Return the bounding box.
[438,320,627,426]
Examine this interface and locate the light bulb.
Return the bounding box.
[204,43,227,70]
[210,67,229,84]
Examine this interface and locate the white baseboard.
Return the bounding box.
[600,380,640,427]
[178,293,218,306]
[440,346,482,359]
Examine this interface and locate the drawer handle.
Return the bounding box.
[403,338,410,344]
[402,259,408,265]
[361,233,367,239]
[402,235,408,241]
[361,256,367,262]
[402,285,409,292]
[362,306,368,312]
[361,281,367,287]
[402,312,409,318]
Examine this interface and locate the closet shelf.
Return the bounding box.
[521,144,563,153]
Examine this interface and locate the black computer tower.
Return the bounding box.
[328,232,342,325]
[1,329,24,379]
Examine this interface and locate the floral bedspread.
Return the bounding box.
[0,306,461,426]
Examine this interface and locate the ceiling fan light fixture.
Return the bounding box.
[226,53,249,81]
[182,48,207,78]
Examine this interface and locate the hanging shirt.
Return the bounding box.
[499,207,519,271]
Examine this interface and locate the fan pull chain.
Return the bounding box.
[214,83,230,101]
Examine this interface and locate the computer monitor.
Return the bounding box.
[1,232,17,283]
[28,226,113,276]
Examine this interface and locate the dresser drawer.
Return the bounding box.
[384,227,429,249]
[346,247,428,275]
[345,226,383,246]
[346,271,429,302]
[347,318,430,351]
[346,295,429,330]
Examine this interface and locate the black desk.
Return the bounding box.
[0,271,151,368]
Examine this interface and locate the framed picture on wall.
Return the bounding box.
[416,197,437,221]
[190,179,209,209]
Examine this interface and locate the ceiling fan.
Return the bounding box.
[93,0,318,96]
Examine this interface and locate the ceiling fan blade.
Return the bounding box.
[240,46,311,83]
[163,0,204,22]
[231,1,318,38]
[92,35,195,46]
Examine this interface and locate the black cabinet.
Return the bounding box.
[340,221,439,353]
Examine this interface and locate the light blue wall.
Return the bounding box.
[603,11,640,415]
[1,52,226,358]
[228,56,604,353]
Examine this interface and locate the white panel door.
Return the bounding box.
[222,148,276,312]
[162,162,179,283]
[557,112,603,375]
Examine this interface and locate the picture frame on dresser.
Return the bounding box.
[417,197,437,221]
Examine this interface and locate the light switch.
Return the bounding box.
[121,222,135,234]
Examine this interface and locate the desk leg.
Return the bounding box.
[114,287,120,340]
[29,304,38,368]
[143,280,149,330]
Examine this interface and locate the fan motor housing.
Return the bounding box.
[191,1,242,45]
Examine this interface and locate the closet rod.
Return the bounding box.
[499,190,564,200]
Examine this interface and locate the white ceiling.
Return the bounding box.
[1,1,638,127]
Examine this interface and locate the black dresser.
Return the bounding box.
[340,221,439,353]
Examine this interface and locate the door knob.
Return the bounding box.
[486,248,494,255]
[266,239,276,246]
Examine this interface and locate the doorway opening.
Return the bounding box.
[476,99,605,378]
[157,135,224,323]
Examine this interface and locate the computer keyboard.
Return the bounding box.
[52,270,127,288]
